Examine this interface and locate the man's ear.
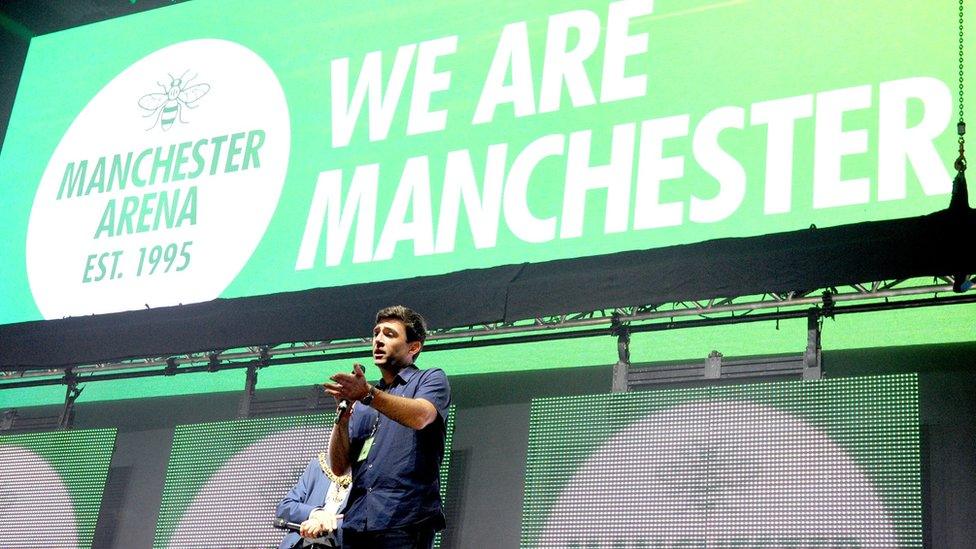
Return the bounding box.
[409,340,423,358]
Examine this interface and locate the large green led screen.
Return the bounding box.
[0,0,970,326]
[522,374,921,547]
[0,428,117,548]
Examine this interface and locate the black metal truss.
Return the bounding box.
[1,276,973,391]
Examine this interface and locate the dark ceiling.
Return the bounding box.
[0,0,190,154]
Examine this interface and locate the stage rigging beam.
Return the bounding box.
[1,277,973,391]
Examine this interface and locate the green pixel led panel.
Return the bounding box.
[155,408,455,548]
[522,374,921,548]
[0,428,117,548]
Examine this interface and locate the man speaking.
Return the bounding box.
[325,305,451,548]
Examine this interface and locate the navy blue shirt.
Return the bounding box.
[342,365,451,532]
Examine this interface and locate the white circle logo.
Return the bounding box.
[27,39,290,318]
[537,401,898,547]
[0,446,78,547]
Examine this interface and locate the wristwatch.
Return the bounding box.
[360,384,377,406]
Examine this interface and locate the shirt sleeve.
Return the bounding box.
[275,458,321,523]
[414,368,451,422]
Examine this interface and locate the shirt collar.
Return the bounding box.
[379,364,419,389]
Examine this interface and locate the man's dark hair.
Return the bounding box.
[375,305,428,346]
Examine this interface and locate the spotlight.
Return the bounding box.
[953,274,973,293]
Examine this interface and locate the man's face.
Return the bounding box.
[372,319,421,369]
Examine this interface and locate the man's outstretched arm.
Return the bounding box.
[326,365,447,431]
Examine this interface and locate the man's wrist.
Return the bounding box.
[360,384,377,405]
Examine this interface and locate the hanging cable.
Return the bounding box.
[951,0,973,293]
[950,0,969,211]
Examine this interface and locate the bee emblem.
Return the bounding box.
[138,70,211,131]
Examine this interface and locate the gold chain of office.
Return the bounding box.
[318,452,352,489]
